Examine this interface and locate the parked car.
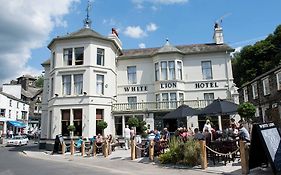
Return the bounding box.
[6,135,29,146]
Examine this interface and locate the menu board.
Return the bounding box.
[249,123,281,175]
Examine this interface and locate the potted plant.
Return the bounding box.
[67,125,76,139]
[96,120,108,135]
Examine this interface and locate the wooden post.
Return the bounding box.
[61,141,66,155]
[149,140,154,161]
[131,139,136,160]
[199,140,207,169]
[240,140,249,175]
[81,141,85,156]
[103,140,109,157]
[93,141,96,157]
[70,140,75,155]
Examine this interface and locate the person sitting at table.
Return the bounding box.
[162,127,170,141]
[238,120,250,142]
[193,128,205,140]
[96,133,103,153]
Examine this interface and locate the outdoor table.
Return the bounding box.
[209,138,239,165]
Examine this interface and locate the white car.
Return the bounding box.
[7,135,29,146]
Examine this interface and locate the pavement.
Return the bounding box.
[16,145,272,175]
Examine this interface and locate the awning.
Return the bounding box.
[8,121,27,128]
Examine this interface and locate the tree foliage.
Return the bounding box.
[232,25,281,87]
[237,102,256,122]
[96,120,108,130]
[67,125,76,132]
[127,117,139,127]
[35,74,44,88]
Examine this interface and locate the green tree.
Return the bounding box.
[232,24,281,87]
[237,102,256,123]
[96,120,108,131]
[127,117,139,127]
[35,74,44,88]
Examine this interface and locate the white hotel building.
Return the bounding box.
[40,20,238,146]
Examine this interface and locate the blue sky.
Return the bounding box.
[1,0,281,84]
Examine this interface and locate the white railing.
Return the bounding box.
[112,100,214,112]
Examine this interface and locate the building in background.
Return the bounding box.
[0,91,29,136]
[40,12,238,149]
[239,65,281,127]
[2,75,42,132]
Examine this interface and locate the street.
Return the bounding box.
[0,143,117,175]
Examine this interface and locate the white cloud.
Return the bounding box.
[146,23,158,32]
[139,43,146,48]
[124,26,147,39]
[0,0,79,84]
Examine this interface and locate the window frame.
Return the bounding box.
[74,74,83,95]
[251,82,258,99]
[243,87,248,102]
[127,66,137,84]
[97,48,105,66]
[62,75,72,96]
[262,78,270,96]
[74,47,84,65]
[276,71,281,91]
[201,61,213,80]
[96,74,104,95]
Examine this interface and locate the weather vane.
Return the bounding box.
[84,0,93,28]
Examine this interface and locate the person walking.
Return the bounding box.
[124,125,130,150]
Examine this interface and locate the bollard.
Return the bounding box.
[131,139,136,160]
[199,140,207,169]
[93,141,97,157]
[149,140,154,161]
[70,140,75,155]
[61,141,66,155]
[240,140,249,175]
[103,140,109,157]
[81,141,85,156]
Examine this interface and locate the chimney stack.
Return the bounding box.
[213,22,224,44]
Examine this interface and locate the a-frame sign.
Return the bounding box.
[249,122,281,175]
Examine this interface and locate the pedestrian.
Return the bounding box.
[238,120,250,142]
[193,128,205,140]
[124,125,130,150]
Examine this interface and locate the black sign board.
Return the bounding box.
[249,122,281,174]
[53,134,64,154]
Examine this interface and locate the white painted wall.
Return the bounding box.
[2,84,22,99]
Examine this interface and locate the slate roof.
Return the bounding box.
[119,43,234,59]
[21,87,42,99]
[0,91,27,104]
[48,28,114,49]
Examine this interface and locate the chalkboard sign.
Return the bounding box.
[249,122,281,175]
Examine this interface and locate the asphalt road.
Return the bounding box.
[0,143,118,175]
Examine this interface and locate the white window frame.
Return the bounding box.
[204,93,214,105]
[63,47,84,66]
[52,52,56,69]
[127,66,137,84]
[161,61,168,80]
[276,71,281,90]
[155,63,159,81]
[201,61,213,80]
[168,61,175,80]
[62,75,71,95]
[243,87,248,102]
[177,61,183,80]
[251,82,258,99]
[74,74,83,95]
[96,74,104,95]
[128,96,137,109]
[262,77,270,96]
[97,48,105,66]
